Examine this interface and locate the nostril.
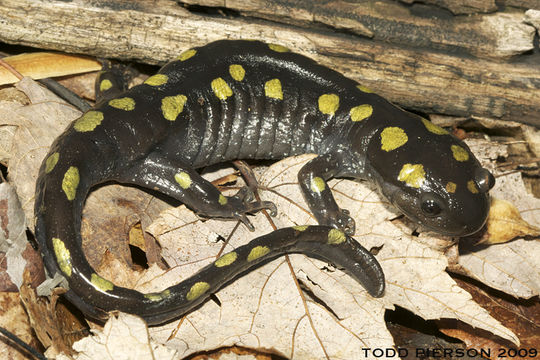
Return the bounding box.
[474,168,495,193]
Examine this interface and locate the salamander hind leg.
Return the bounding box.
[118,152,276,230]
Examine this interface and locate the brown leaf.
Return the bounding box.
[438,277,540,353]
[19,268,89,357]
[0,53,101,86]
[0,291,42,360]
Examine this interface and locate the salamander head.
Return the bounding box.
[365,114,494,236]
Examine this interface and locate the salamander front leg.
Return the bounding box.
[298,152,355,234]
[94,61,133,103]
[117,152,275,230]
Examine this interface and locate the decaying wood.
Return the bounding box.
[181,0,536,58]
[506,0,540,10]
[0,0,538,126]
[398,0,498,14]
[525,9,540,28]
[399,0,540,14]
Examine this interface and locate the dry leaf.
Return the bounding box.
[0,77,81,230]
[80,184,171,270]
[0,182,28,289]
[0,53,101,85]
[458,172,540,298]
[144,154,519,358]
[19,267,89,357]
[0,292,39,360]
[51,313,179,360]
[438,277,540,356]
[482,197,539,244]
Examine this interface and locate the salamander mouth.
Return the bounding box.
[417,218,473,236]
[397,202,480,236]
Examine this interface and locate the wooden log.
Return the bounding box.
[398,0,498,14]
[525,9,540,28]
[0,0,538,126]
[399,0,540,14]
[179,0,536,58]
[505,0,540,10]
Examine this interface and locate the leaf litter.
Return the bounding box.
[145,153,522,359]
[0,77,538,359]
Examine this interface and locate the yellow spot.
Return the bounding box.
[211,77,233,100]
[218,194,228,205]
[145,289,171,302]
[380,127,408,152]
[328,229,346,245]
[174,172,191,189]
[467,180,479,194]
[91,273,114,292]
[108,97,135,111]
[451,145,469,162]
[144,74,168,86]
[293,225,308,231]
[318,94,340,115]
[264,78,283,100]
[186,282,210,301]
[247,246,270,262]
[62,166,80,201]
[356,84,373,93]
[162,94,187,121]
[268,43,289,52]
[215,252,238,267]
[45,152,59,173]
[99,79,113,92]
[310,177,326,194]
[350,104,373,122]
[144,293,160,302]
[74,111,104,132]
[421,118,448,135]
[229,64,245,81]
[177,49,197,61]
[52,238,72,277]
[398,164,425,188]
[446,182,457,193]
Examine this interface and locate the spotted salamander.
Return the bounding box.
[35,40,494,325]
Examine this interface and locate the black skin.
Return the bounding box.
[34,40,493,325]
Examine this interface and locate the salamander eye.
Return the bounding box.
[420,193,443,217]
[474,167,495,193]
